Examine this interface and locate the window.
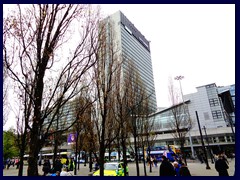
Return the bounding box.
[218,136,225,142]
[209,98,219,106]
[212,110,222,119]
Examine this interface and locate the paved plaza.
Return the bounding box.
[3,158,235,176]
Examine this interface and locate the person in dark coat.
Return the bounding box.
[65,158,69,172]
[42,158,51,176]
[215,155,229,176]
[179,162,191,176]
[53,157,63,173]
[159,155,175,176]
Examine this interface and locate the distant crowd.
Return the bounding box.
[158,151,232,176]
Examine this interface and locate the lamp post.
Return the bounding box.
[203,126,214,164]
[174,75,184,102]
[174,75,195,159]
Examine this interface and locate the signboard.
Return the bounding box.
[67,133,77,144]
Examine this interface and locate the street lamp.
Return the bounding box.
[174,75,195,159]
[174,75,184,103]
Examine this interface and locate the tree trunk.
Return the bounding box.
[133,135,140,176]
[18,133,27,176]
[142,146,147,176]
[99,141,105,176]
[27,128,40,176]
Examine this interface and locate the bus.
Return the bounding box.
[144,145,179,162]
[23,151,72,165]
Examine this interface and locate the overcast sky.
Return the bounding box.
[98,4,235,107]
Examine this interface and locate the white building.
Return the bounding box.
[151,83,235,157]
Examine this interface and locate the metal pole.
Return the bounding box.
[203,126,214,164]
[195,111,211,169]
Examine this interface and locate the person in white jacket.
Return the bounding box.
[60,167,73,176]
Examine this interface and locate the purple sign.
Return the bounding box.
[67,133,77,144]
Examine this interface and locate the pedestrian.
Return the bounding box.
[150,156,154,167]
[197,153,204,163]
[147,156,150,166]
[42,158,51,176]
[65,157,69,171]
[7,158,11,169]
[179,162,191,176]
[159,155,175,176]
[68,158,75,171]
[15,158,20,169]
[60,167,73,176]
[153,157,158,167]
[53,157,63,173]
[215,154,229,176]
[94,161,99,171]
[173,161,181,176]
[89,160,93,172]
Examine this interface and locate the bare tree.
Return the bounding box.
[113,58,132,176]
[4,4,101,176]
[168,77,192,164]
[71,88,95,175]
[3,18,11,127]
[120,59,153,176]
[92,18,123,176]
[139,110,156,175]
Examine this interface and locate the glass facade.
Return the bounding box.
[108,11,157,112]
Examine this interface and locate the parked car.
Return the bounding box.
[93,162,128,176]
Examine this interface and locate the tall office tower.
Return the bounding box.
[104,11,157,112]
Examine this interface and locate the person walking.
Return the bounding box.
[53,157,63,173]
[6,158,11,169]
[215,154,229,176]
[60,167,73,176]
[65,157,69,172]
[179,162,191,176]
[68,158,75,171]
[153,157,158,167]
[42,158,51,176]
[159,155,175,176]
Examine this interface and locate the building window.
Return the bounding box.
[226,136,231,142]
[209,98,219,107]
[218,136,226,142]
[213,137,219,143]
[212,110,222,119]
